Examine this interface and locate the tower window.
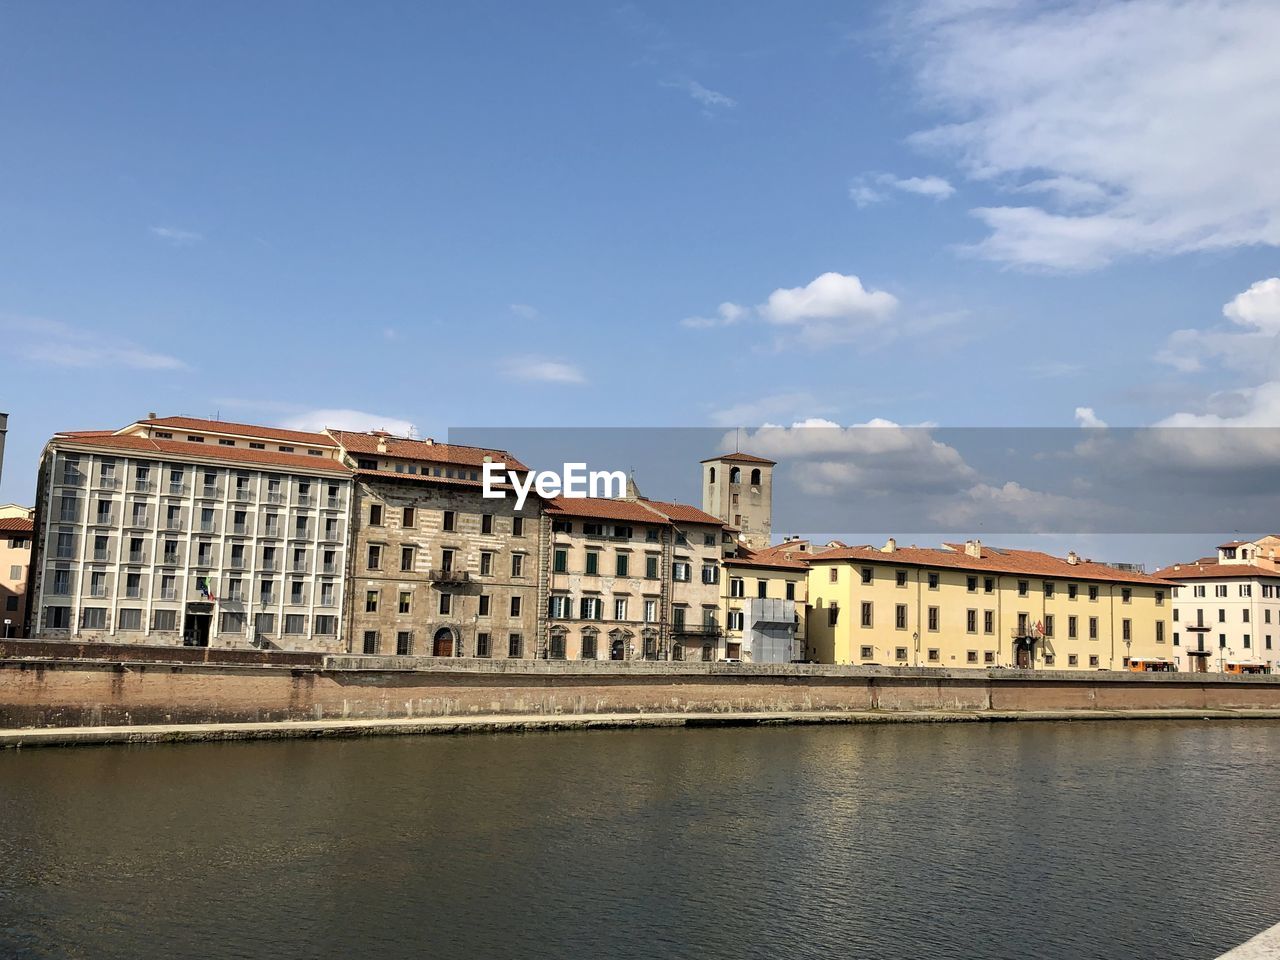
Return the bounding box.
[750,468,761,485]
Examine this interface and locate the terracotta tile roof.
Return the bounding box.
[52,434,352,476]
[136,416,333,447]
[329,430,527,471]
[1152,561,1280,580]
[1217,540,1250,550]
[0,517,34,533]
[724,544,808,571]
[699,451,776,465]
[56,429,116,439]
[811,542,1172,586]
[545,497,674,524]
[641,499,724,526]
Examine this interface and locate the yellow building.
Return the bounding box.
[1,505,33,638]
[806,539,1172,670]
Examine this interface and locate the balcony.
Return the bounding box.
[229,557,245,570]
[198,521,217,534]
[263,526,281,539]
[1010,625,1042,640]
[318,597,337,608]
[168,483,187,496]
[235,488,252,501]
[127,551,146,564]
[291,561,309,573]
[261,559,278,572]
[92,512,116,527]
[322,563,339,574]
[127,513,150,529]
[673,623,721,636]
[159,589,178,601]
[266,492,284,504]
[199,485,220,499]
[98,476,119,490]
[260,594,277,606]
[134,479,153,493]
[165,519,185,532]
[61,473,85,487]
[92,549,109,562]
[428,569,471,584]
[58,510,81,524]
[297,495,313,508]
[325,496,341,510]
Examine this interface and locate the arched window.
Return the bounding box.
[729,466,741,484]
[750,468,761,485]
[708,466,716,484]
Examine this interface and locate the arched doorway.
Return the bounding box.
[611,638,625,660]
[433,627,455,657]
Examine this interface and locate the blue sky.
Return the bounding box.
[3,0,1280,565]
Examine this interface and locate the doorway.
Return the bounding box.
[610,639,625,660]
[1015,641,1032,669]
[433,627,454,657]
[183,612,211,647]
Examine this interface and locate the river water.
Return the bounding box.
[2,720,1279,960]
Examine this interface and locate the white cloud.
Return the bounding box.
[1157,277,1280,377]
[681,302,747,329]
[500,355,586,384]
[149,226,203,246]
[932,481,1103,533]
[1074,407,1107,429]
[708,391,831,427]
[509,303,540,320]
[1223,278,1280,332]
[850,172,954,207]
[758,272,900,345]
[0,316,187,371]
[663,78,736,110]
[280,409,417,436]
[899,0,1280,269]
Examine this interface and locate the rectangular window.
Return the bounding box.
[366,590,378,613]
[644,599,657,623]
[646,556,659,579]
[82,607,107,630]
[1089,585,1099,601]
[731,578,745,598]
[1089,616,1098,640]
[927,606,939,631]
[1157,621,1166,644]
[1122,619,1131,641]
[860,645,874,660]
[367,544,381,570]
[613,553,629,577]
[1018,580,1028,597]
[967,576,977,593]
[1089,655,1099,667]
[439,593,452,615]
[369,504,383,526]
[860,601,872,628]
[1068,583,1078,600]
[481,514,493,534]
[476,632,491,657]
[672,561,690,582]
[480,594,493,617]
[828,604,840,627]
[153,609,177,631]
[581,633,596,659]
[1044,614,1055,638]
[585,552,599,575]
[966,609,977,633]
[508,633,523,658]
[927,648,940,662]
[553,549,567,573]
[894,646,908,661]
[512,517,524,537]
[1068,654,1078,666]
[403,507,415,527]
[362,631,379,655]
[396,631,413,656]
[118,608,143,631]
[511,595,522,618]
[757,580,767,599]
[480,552,493,576]
[983,651,995,664]
[511,554,524,577]
[1122,588,1132,604]
[399,591,412,614]
[984,577,994,594]
[614,597,628,621]
[1044,581,1055,599]
[861,567,872,585]
[785,581,795,601]
[401,545,415,571]
[896,570,908,587]
[895,604,908,629]
[927,572,939,590]
[443,510,456,532]
[1068,615,1078,639]
[966,650,978,664]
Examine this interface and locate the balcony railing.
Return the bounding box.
[428,569,471,583]
[229,558,245,569]
[325,497,341,510]
[128,513,150,528]
[235,488,252,501]
[261,559,278,572]
[93,512,116,526]
[58,510,81,523]
[263,527,281,539]
[61,473,84,486]
[198,521,216,533]
[128,551,146,564]
[161,553,179,566]
[318,597,336,607]
[165,519,184,531]
[168,483,187,496]
[159,589,177,600]
[92,549,109,562]
[266,492,284,504]
[322,563,339,574]
[297,495,313,507]
[291,561,308,573]
[673,623,721,636]
[231,523,249,535]
[98,476,119,489]
[134,480,153,493]
[260,594,277,606]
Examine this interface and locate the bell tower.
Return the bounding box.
[701,452,775,550]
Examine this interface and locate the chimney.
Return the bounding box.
[882,537,896,553]
[1067,550,1079,565]
[965,539,982,558]
[376,437,388,454]
[147,411,158,420]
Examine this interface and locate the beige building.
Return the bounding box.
[1,504,33,637]
[721,541,808,662]
[544,494,726,660]
[807,539,1173,670]
[25,416,353,650]
[1155,537,1280,672]
[331,429,542,658]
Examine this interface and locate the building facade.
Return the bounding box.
[806,539,1173,670]
[25,417,353,651]
[1155,537,1280,672]
[721,543,808,663]
[330,430,543,658]
[544,495,726,660]
[1,505,33,637]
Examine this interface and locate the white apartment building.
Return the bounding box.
[26,416,353,651]
[1155,537,1280,672]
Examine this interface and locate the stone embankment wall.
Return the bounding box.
[3,640,1280,729]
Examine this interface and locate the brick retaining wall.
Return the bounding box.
[4,650,1280,729]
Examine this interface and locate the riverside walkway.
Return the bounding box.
[4,706,1280,749]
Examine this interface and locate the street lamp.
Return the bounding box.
[2,618,10,639]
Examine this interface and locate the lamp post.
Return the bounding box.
[2,618,10,639]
